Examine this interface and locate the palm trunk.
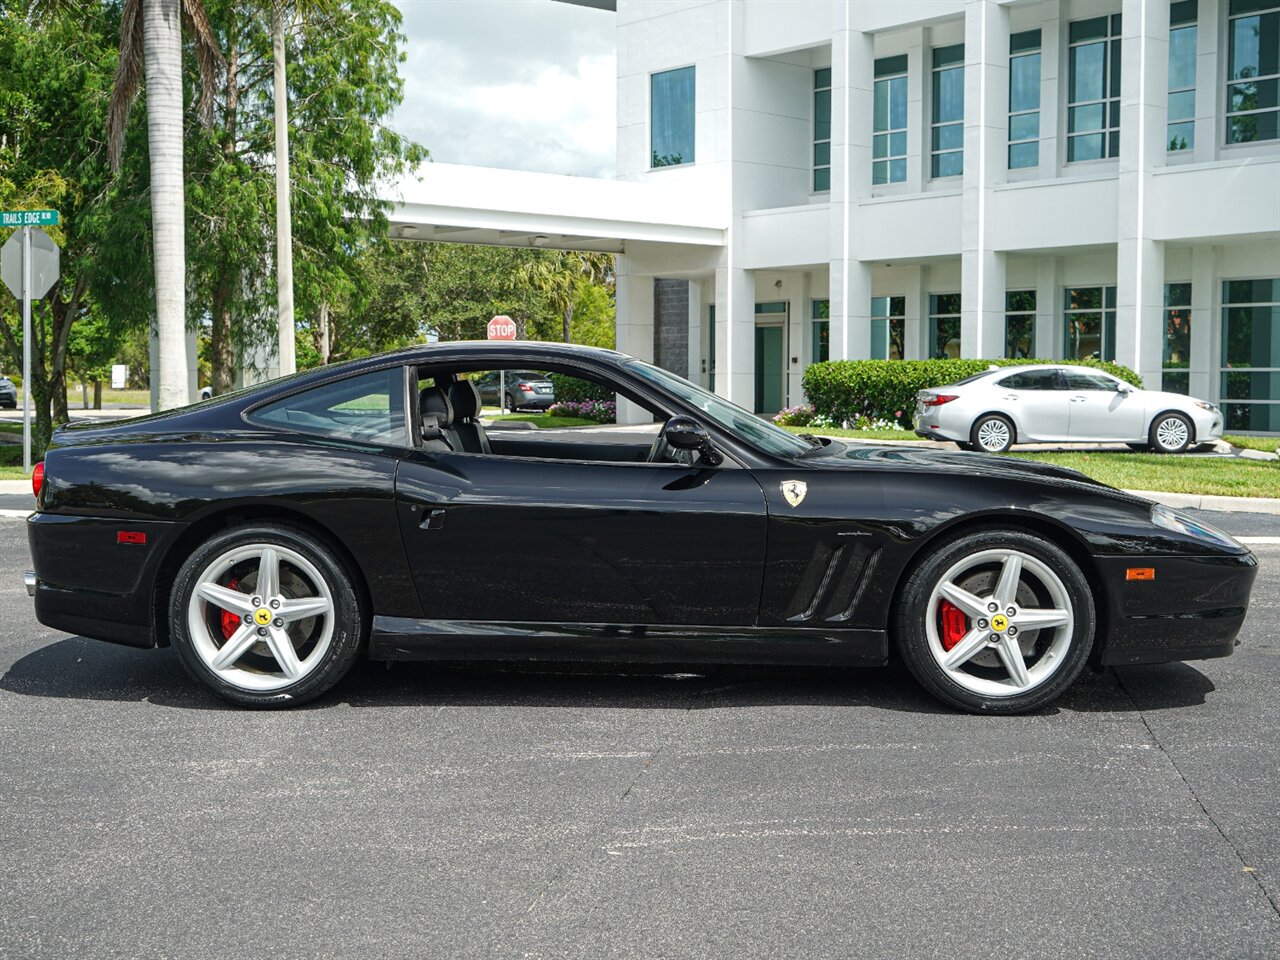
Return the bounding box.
[272,3,296,377]
[142,0,189,410]
[316,301,331,364]
[563,303,574,343]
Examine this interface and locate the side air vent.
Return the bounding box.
[786,544,883,624]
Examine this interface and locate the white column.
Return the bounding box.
[786,272,810,407]
[615,258,654,424]
[906,27,927,194]
[1116,0,1170,387]
[902,265,925,360]
[714,262,754,409]
[830,19,874,362]
[1192,0,1219,165]
[687,278,704,389]
[1035,257,1059,358]
[1190,245,1217,401]
[1040,3,1063,179]
[961,0,1010,359]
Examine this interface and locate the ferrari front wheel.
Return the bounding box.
[170,524,364,708]
[896,529,1095,714]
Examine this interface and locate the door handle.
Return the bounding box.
[1003,395,1018,401]
[420,509,446,530]
[1070,396,1087,402]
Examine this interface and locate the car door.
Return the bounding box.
[992,369,1071,440]
[394,448,769,626]
[473,372,498,406]
[1063,370,1146,440]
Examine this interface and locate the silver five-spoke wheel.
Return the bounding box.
[926,549,1073,698]
[171,524,363,707]
[896,529,1095,714]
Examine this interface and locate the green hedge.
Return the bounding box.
[548,372,612,403]
[802,358,1143,428]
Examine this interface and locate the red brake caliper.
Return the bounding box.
[939,599,968,652]
[220,577,241,640]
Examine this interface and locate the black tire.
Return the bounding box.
[970,414,1015,453]
[169,523,365,708]
[895,528,1096,714]
[504,392,516,412]
[1149,412,1193,454]
[1126,443,1151,452]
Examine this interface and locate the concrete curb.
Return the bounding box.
[1124,489,1280,516]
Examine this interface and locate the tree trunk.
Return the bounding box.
[209,278,235,394]
[142,0,189,410]
[316,301,331,364]
[93,379,102,410]
[272,2,296,376]
[563,303,574,343]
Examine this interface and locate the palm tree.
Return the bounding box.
[271,0,296,376]
[523,252,614,343]
[107,0,223,410]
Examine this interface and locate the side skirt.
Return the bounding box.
[369,616,889,667]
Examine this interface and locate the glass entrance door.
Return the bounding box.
[755,325,784,414]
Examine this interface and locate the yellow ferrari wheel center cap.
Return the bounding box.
[991,614,1009,632]
[253,608,272,626]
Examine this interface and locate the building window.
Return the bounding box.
[1168,1,1198,151]
[871,296,905,360]
[1067,14,1122,161]
[929,293,962,358]
[812,299,830,363]
[1163,283,1193,394]
[1063,286,1117,361]
[651,66,695,167]
[1009,30,1042,169]
[1006,290,1036,358]
[874,55,908,184]
[1227,0,1280,144]
[813,68,832,192]
[931,45,965,178]
[1221,278,1280,432]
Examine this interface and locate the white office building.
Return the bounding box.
[387,0,1280,432]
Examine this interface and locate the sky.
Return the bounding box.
[391,0,617,179]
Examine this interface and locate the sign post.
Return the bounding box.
[487,315,517,413]
[1,212,62,475]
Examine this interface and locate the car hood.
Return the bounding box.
[804,441,1129,493]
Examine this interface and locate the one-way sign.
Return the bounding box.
[2,227,60,300]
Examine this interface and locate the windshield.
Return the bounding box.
[624,359,812,459]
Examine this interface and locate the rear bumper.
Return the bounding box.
[1096,551,1258,666]
[27,512,185,648]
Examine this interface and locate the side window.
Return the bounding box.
[999,370,1059,390]
[1063,371,1119,391]
[249,367,407,445]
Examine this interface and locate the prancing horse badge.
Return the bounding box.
[780,480,807,508]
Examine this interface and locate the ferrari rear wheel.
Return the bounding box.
[895,529,1095,714]
[170,524,364,708]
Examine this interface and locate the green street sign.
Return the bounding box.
[1,209,59,228]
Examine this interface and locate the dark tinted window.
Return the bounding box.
[999,370,1061,390]
[1063,370,1120,391]
[249,367,407,445]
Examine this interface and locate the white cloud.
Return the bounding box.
[391,0,617,179]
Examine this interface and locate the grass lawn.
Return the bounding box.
[0,421,20,435]
[1010,451,1280,499]
[486,413,598,429]
[1225,434,1280,455]
[781,424,917,441]
[0,444,29,480]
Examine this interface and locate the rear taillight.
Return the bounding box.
[31,461,44,498]
[517,382,532,392]
[923,394,959,407]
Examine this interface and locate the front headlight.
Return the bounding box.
[1194,400,1215,412]
[1151,503,1240,549]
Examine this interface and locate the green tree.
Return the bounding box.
[0,4,153,453]
[187,0,424,393]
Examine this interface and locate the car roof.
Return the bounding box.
[985,364,1119,377]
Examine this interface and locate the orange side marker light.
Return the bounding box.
[1126,567,1155,581]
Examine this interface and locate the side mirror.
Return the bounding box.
[663,416,722,466]
[1116,383,1133,394]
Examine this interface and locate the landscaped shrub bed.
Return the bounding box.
[802,358,1142,429]
[547,399,616,423]
[548,373,613,404]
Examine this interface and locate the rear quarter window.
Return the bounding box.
[248,367,408,446]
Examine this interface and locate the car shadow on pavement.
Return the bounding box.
[0,634,1219,716]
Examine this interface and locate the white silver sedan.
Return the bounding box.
[913,364,1224,454]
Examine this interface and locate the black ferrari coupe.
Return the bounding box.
[25,342,1257,712]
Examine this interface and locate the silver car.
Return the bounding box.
[914,364,1223,454]
[0,375,16,409]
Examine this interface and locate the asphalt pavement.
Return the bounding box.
[0,517,1277,958]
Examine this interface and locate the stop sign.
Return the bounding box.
[487,315,517,340]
